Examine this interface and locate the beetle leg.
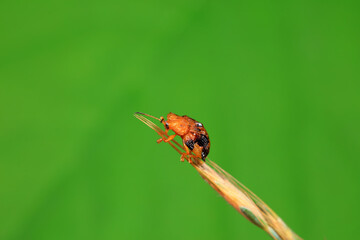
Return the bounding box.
[181,144,193,163]
[164,134,176,142]
[157,134,176,144]
[180,153,186,162]
[181,154,193,164]
[180,152,192,163]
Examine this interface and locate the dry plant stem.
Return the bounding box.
[135,113,302,240]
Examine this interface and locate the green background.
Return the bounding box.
[1,0,359,239]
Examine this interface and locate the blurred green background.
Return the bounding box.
[1,0,359,239]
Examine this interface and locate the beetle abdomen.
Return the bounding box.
[196,134,210,160]
[185,139,195,150]
[197,134,209,147]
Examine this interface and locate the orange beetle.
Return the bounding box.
[137,112,210,162]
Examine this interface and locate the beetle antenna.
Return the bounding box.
[135,112,161,121]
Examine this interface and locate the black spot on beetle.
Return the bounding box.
[196,122,203,127]
[196,134,210,160]
[201,151,207,161]
[185,140,194,150]
[196,134,209,147]
[201,145,210,160]
[165,122,169,129]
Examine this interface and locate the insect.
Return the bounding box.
[137,112,210,162]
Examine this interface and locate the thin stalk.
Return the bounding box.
[134,113,301,240]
